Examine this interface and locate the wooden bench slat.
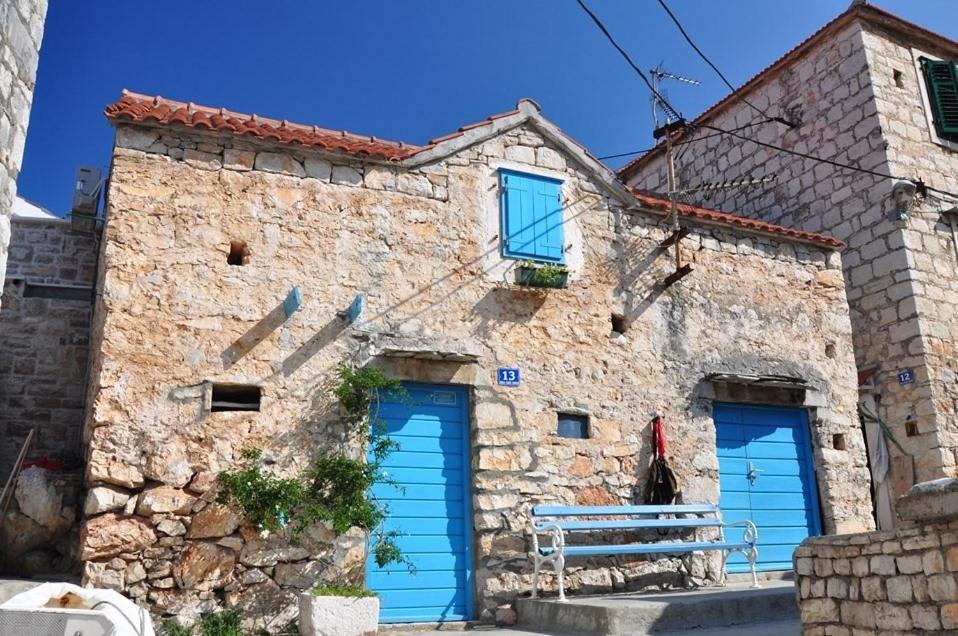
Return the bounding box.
[540,541,750,557]
[535,518,721,531]
[532,504,719,516]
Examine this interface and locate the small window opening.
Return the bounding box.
[211,383,261,412]
[825,343,836,359]
[557,413,589,439]
[228,240,250,266]
[893,69,904,88]
[905,418,919,437]
[611,313,628,335]
[832,433,847,450]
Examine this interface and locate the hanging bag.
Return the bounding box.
[645,416,678,505]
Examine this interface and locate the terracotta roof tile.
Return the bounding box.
[629,190,845,249]
[106,90,527,163]
[105,91,426,162]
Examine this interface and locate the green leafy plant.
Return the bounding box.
[516,260,569,288]
[162,622,192,636]
[312,584,377,598]
[217,363,410,573]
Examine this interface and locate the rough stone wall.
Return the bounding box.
[795,480,958,634]
[0,0,48,307]
[0,216,97,576]
[81,119,870,628]
[795,521,958,633]
[0,216,98,474]
[626,19,958,500]
[860,23,958,491]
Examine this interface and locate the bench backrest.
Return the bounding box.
[532,504,719,517]
[531,504,723,532]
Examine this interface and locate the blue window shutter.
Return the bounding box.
[500,170,564,263]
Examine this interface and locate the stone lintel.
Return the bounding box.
[368,334,482,363]
[896,477,958,523]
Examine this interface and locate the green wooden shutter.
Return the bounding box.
[921,58,958,140]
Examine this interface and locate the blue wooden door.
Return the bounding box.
[714,403,821,572]
[367,384,473,623]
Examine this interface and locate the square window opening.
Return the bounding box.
[228,240,250,266]
[557,413,589,439]
[211,383,261,412]
[905,419,919,437]
[832,433,847,450]
[893,69,904,88]
[611,313,628,335]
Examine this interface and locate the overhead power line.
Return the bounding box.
[576,0,958,201]
[655,0,796,129]
[574,0,682,123]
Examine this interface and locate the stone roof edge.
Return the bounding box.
[616,3,958,180]
[402,99,639,208]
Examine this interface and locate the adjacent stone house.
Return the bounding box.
[0,0,48,309]
[0,196,97,575]
[621,3,958,527]
[80,90,872,627]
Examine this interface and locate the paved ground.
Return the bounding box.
[385,620,801,636]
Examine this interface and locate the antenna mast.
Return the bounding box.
[651,67,699,287]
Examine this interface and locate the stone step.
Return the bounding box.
[515,581,798,635]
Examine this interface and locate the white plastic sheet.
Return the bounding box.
[0,582,155,636]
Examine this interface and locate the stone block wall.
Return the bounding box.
[795,479,958,634]
[0,216,99,475]
[81,114,870,627]
[0,0,48,307]
[860,22,958,490]
[625,16,958,501]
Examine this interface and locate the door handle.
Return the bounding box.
[748,462,765,485]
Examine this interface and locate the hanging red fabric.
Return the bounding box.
[653,415,666,458]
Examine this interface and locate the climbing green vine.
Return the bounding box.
[217,363,410,569]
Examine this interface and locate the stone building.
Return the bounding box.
[0,0,48,308]
[0,196,97,575]
[621,3,958,527]
[80,90,871,627]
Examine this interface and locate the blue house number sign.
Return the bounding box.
[898,369,915,385]
[497,368,520,387]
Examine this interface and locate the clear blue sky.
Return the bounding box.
[18,0,958,215]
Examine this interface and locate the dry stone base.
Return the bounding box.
[796,480,958,633]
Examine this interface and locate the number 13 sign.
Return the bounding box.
[497,367,520,387]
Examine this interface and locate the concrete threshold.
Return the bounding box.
[516,580,798,635]
[383,620,800,636]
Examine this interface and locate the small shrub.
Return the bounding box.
[312,584,377,598]
[217,363,411,571]
[162,622,192,636]
[197,609,244,636]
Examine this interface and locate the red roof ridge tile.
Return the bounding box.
[617,3,958,179]
[628,189,845,250]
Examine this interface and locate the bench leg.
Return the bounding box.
[748,547,760,589]
[555,554,567,602]
[532,558,540,599]
[719,551,729,587]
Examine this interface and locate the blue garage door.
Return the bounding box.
[367,384,473,623]
[714,403,821,572]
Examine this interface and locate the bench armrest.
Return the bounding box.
[531,521,565,555]
[722,519,759,546]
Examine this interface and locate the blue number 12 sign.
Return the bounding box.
[497,367,520,387]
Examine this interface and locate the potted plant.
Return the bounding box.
[514,260,570,289]
[299,585,378,636]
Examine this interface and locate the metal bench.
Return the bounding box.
[530,504,759,600]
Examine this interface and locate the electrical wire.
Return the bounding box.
[655,0,795,129]
[575,0,681,122]
[578,0,958,201]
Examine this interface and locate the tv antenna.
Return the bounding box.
[650,65,700,128]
